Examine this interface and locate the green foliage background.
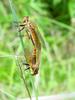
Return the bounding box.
[0,0,75,99]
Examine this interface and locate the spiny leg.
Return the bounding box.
[19,26,25,32]
[13,21,25,28]
[26,30,35,45]
[24,30,35,46]
[22,62,30,70]
[16,22,35,46]
[30,34,35,46]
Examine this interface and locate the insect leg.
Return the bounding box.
[30,34,35,45]
[22,62,30,70]
[22,62,30,66]
[26,30,35,45]
[19,24,26,26]
[25,30,35,45]
[19,26,25,32]
[25,67,30,70]
[18,23,26,32]
[13,21,25,28]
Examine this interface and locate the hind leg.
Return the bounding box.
[22,62,30,70]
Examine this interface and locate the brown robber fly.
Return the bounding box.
[18,16,41,75]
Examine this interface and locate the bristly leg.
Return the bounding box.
[22,62,30,66]
[22,62,30,71]
[25,67,30,71]
[19,26,25,32]
[13,21,26,32]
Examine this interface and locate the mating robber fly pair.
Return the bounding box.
[17,16,41,75]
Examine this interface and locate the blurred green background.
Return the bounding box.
[0,0,75,99]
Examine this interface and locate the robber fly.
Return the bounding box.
[18,16,41,75]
